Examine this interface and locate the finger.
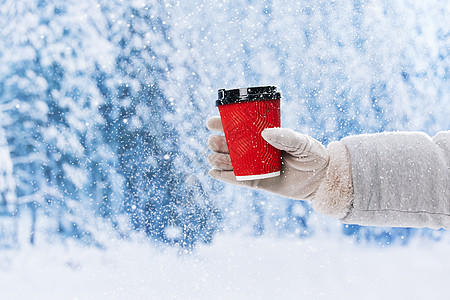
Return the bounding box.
[207,153,233,170]
[208,169,255,188]
[209,169,282,192]
[261,128,315,156]
[262,128,329,169]
[206,116,223,132]
[208,135,229,153]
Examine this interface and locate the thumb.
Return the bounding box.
[261,128,327,158]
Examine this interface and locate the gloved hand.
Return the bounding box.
[207,116,330,201]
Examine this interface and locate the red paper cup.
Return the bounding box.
[216,86,281,181]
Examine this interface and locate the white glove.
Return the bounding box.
[207,116,331,200]
[207,116,354,219]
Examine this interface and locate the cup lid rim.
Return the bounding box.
[216,86,280,106]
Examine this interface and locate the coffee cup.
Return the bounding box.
[216,86,281,181]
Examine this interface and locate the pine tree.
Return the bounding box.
[0,0,122,243]
[102,0,221,247]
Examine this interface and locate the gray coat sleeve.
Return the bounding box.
[340,131,450,229]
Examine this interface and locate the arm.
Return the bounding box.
[328,131,450,229]
[207,115,450,229]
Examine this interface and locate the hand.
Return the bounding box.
[207,116,330,200]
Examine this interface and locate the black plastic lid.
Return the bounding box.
[216,86,280,106]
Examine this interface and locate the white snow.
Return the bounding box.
[0,1,448,299]
[0,233,449,299]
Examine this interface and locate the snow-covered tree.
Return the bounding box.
[0,0,448,248]
[0,0,122,242]
[101,0,221,247]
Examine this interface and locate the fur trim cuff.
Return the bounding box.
[312,141,353,219]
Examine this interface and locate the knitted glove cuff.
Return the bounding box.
[312,141,354,219]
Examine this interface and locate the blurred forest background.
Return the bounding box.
[0,0,449,250]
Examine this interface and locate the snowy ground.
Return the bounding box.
[1,233,449,300]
